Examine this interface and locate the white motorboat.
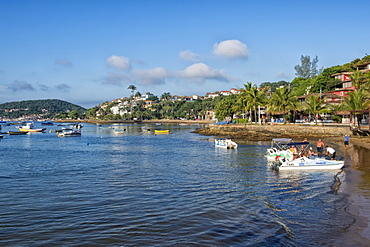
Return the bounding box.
[58,130,81,137]
[271,156,344,170]
[215,138,238,149]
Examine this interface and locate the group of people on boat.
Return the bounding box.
[288,138,340,161]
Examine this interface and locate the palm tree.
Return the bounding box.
[350,71,363,89]
[344,88,370,128]
[160,92,172,101]
[238,82,267,123]
[127,85,137,98]
[303,95,326,124]
[268,87,299,123]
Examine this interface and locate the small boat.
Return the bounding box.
[271,156,345,170]
[58,130,81,137]
[41,121,54,125]
[154,129,169,134]
[18,123,46,132]
[0,135,3,139]
[114,129,126,134]
[8,131,29,135]
[215,138,238,149]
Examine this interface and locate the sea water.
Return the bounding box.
[0,123,368,246]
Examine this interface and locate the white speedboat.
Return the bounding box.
[271,156,344,170]
[58,130,81,137]
[215,138,238,149]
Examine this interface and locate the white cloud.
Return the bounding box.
[101,72,132,86]
[55,58,73,67]
[179,50,201,62]
[213,39,249,58]
[131,67,171,85]
[106,55,131,71]
[179,63,233,83]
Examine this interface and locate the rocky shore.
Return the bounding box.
[192,123,370,150]
[192,124,351,140]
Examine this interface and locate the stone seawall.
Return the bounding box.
[193,124,352,141]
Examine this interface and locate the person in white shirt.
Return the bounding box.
[325,146,336,160]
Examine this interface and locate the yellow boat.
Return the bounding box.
[154,129,169,134]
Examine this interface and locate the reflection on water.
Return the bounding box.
[0,123,369,245]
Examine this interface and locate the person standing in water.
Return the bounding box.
[344,134,350,149]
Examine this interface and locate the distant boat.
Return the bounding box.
[41,121,54,125]
[0,135,3,139]
[114,129,126,134]
[58,130,81,137]
[215,138,238,149]
[18,123,46,132]
[8,131,29,135]
[154,129,169,134]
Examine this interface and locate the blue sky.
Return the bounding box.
[1,0,369,109]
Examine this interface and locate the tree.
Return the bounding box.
[237,82,267,123]
[260,81,290,93]
[160,92,172,101]
[350,70,366,89]
[215,95,238,121]
[291,77,312,96]
[303,95,326,124]
[294,55,321,79]
[134,91,142,98]
[127,85,137,98]
[268,87,299,123]
[344,89,370,127]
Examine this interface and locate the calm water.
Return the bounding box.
[0,123,368,246]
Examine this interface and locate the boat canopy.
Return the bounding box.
[272,138,293,143]
[286,142,310,146]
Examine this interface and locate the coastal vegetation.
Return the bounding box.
[88,55,370,123]
[0,99,86,119]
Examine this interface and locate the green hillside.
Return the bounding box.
[0,99,86,118]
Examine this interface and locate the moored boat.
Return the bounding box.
[41,121,54,125]
[18,123,46,132]
[58,130,81,137]
[271,156,344,170]
[8,131,29,135]
[215,138,238,149]
[154,129,169,134]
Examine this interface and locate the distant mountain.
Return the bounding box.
[0,99,86,118]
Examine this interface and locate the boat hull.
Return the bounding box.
[18,128,46,132]
[154,130,169,134]
[8,131,29,135]
[273,157,344,170]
